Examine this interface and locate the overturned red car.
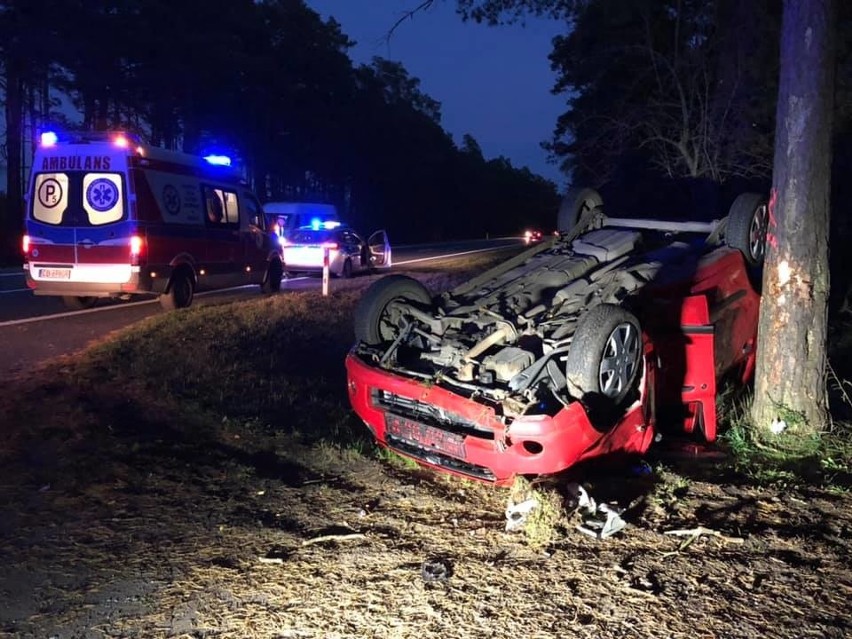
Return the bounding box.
[345,188,767,485]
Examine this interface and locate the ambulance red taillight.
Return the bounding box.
[129,235,144,265]
[22,235,31,259]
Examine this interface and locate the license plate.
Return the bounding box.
[385,414,466,459]
[39,268,72,280]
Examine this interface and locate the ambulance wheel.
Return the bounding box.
[160,269,195,310]
[261,259,283,294]
[62,296,97,310]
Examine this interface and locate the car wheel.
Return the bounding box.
[354,275,431,346]
[725,193,768,268]
[557,187,603,234]
[160,268,195,310]
[341,258,353,279]
[261,259,283,293]
[62,296,97,310]
[565,304,642,419]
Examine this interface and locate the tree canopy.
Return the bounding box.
[0,0,559,255]
[457,0,851,196]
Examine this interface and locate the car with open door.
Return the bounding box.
[345,188,767,485]
[280,223,391,278]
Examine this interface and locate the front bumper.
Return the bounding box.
[345,352,655,485]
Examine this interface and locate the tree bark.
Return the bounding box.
[751,0,835,434]
[3,57,23,232]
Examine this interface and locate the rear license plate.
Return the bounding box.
[385,414,466,459]
[39,268,71,280]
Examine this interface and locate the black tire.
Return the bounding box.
[725,193,768,268]
[261,259,283,293]
[557,187,603,233]
[565,304,642,416]
[159,268,195,310]
[354,275,431,346]
[62,296,97,310]
[341,258,353,279]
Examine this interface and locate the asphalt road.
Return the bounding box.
[0,238,523,380]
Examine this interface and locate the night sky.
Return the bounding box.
[306,0,569,188]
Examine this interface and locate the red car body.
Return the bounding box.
[347,211,763,486]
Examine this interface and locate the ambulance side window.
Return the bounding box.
[222,191,239,224]
[203,187,238,226]
[242,194,264,229]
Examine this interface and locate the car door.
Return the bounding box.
[341,230,366,271]
[240,192,271,284]
[368,230,391,268]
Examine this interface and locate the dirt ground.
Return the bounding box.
[0,263,850,639]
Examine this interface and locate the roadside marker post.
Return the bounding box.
[322,247,330,296]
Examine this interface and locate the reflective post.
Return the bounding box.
[322,246,330,296]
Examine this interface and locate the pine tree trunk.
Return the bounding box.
[3,58,23,233]
[751,0,835,435]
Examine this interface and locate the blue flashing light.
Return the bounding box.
[40,131,59,147]
[323,221,341,229]
[203,154,232,167]
[310,217,322,230]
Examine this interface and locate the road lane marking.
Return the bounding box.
[0,272,23,278]
[393,244,521,266]
[0,278,310,328]
[0,244,521,328]
[0,288,30,294]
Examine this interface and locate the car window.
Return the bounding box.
[290,229,336,244]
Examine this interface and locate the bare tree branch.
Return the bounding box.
[385,0,437,42]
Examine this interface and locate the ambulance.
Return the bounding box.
[23,130,283,310]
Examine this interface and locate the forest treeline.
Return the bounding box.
[0,0,560,260]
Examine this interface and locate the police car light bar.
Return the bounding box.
[40,131,59,147]
[203,155,232,167]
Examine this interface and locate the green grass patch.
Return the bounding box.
[718,384,852,489]
[0,253,521,489]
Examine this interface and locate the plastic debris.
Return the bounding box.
[421,558,452,582]
[566,482,627,540]
[769,418,787,434]
[504,496,539,532]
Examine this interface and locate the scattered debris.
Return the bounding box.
[576,502,628,540]
[504,479,630,543]
[257,556,285,565]
[769,418,787,435]
[566,482,628,540]
[504,477,567,548]
[504,497,539,532]
[301,532,367,547]
[664,526,745,550]
[421,558,452,582]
